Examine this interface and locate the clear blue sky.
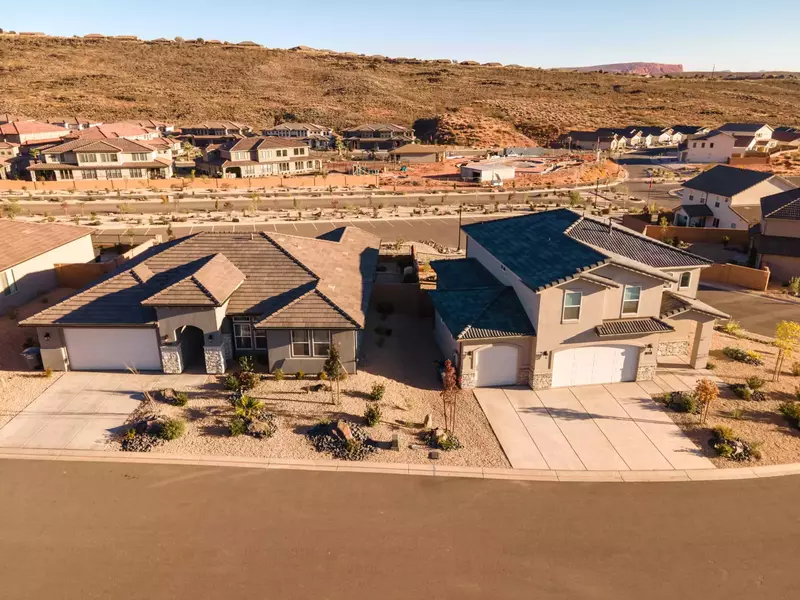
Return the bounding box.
[3,0,799,71]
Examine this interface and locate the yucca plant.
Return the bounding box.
[233,394,264,420]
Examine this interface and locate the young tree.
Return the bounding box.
[60,201,69,217]
[441,359,459,433]
[568,190,580,206]
[774,321,800,381]
[696,378,719,425]
[323,343,345,404]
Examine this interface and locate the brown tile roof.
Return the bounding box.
[255,289,355,328]
[0,221,93,271]
[22,228,379,329]
[660,291,729,320]
[142,253,245,307]
[0,120,70,136]
[42,137,154,154]
[596,317,674,337]
[226,137,307,151]
[29,161,169,171]
[75,123,155,139]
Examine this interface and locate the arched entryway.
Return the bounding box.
[178,325,205,372]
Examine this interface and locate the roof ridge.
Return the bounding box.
[455,286,508,338]
[312,288,361,328]
[259,232,322,280]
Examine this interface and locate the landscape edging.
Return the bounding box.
[1,447,798,482]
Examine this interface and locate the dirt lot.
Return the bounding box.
[668,331,800,468]
[0,289,73,429]
[149,312,509,468]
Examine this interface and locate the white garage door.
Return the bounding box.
[475,345,519,387]
[65,328,162,371]
[552,345,638,388]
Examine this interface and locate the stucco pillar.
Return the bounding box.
[689,319,715,369]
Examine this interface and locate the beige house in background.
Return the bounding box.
[430,210,727,390]
[0,120,71,145]
[0,221,95,313]
[196,137,321,178]
[262,123,335,150]
[753,188,800,285]
[389,144,447,163]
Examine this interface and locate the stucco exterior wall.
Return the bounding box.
[266,329,357,374]
[434,310,459,364]
[0,234,94,313]
[683,134,735,163]
[760,254,800,285]
[762,219,800,238]
[156,303,228,342]
[460,337,534,386]
[661,267,703,298]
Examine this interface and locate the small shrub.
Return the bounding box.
[363,402,382,427]
[709,426,757,461]
[368,383,386,402]
[723,346,763,365]
[173,391,189,406]
[789,276,800,297]
[157,418,186,441]
[317,371,328,381]
[731,384,753,401]
[43,367,53,379]
[666,391,700,414]
[273,367,285,380]
[780,401,800,428]
[224,374,240,391]
[745,376,765,391]
[730,407,744,420]
[720,320,742,336]
[232,394,264,420]
[706,361,716,370]
[229,416,247,436]
[791,362,800,377]
[238,355,254,373]
[295,370,305,380]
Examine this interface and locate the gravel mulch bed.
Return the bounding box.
[135,313,510,468]
[666,331,800,468]
[0,289,73,429]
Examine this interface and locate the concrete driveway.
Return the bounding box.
[475,380,713,471]
[0,371,207,450]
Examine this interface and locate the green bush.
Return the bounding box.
[731,384,753,401]
[229,416,247,436]
[666,391,700,414]
[157,418,186,441]
[745,376,765,391]
[224,374,240,391]
[779,401,800,428]
[720,320,742,336]
[723,346,763,365]
[232,394,264,420]
[368,383,386,402]
[174,391,189,406]
[363,402,382,427]
[273,367,285,380]
[295,370,305,380]
[317,371,328,381]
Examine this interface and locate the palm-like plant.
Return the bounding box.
[233,395,263,420]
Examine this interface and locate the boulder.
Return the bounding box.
[423,413,433,429]
[335,420,353,441]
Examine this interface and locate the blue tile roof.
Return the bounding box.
[462,209,608,291]
[429,287,535,340]
[429,258,499,290]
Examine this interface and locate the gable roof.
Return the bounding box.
[74,123,154,139]
[761,188,800,221]
[42,137,155,154]
[680,203,715,218]
[0,221,93,271]
[682,165,774,197]
[429,258,499,290]
[719,123,772,133]
[691,130,733,142]
[660,291,729,320]
[429,287,536,340]
[0,120,69,136]
[223,137,307,151]
[733,135,755,148]
[22,228,379,330]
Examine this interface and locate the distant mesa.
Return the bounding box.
[568,62,684,76]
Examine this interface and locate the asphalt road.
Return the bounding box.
[698,286,800,337]
[0,459,798,600]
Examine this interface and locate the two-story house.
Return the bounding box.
[262,123,335,150]
[752,188,800,285]
[195,137,321,178]
[718,123,774,140]
[679,130,736,163]
[28,138,173,181]
[429,209,727,389]
[674,165,795,229]
[0,120,71,146]
[0,141,20,179]
[341,123,415,151]
[74,122,161,141]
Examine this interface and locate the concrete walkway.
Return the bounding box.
[0,371,207,450]
[474,380,714,471]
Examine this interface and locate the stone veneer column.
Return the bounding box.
[160,344,183,374]
[204,344,227,374]
[529,371,552,390]
[636,365,655,381]
[459,372,476,389]
[689,319,715,369]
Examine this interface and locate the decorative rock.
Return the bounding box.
[335,420,353,441]
[422,413,433,429]
[428,450,440,460]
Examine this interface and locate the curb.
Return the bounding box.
[1,447,799,482]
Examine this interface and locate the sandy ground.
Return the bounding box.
[668,331,800,468]
[150,312,509,467]
[0,289,73,429]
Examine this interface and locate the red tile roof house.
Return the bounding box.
[22,228,380,376]
[0,120,71,146]
[45,116,104,131]
[27,137,174,181]
[0,141,20,179]
[196,137,321,178]
[0,221,95,313]
[429,209,728,389]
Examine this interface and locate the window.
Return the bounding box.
[82,170,98,180]
[306,161,314,169]
[49,154,63,163]
[1,269,18,296]
[731,224,737,229]
[129,168,143,178]
[58,170,73,180]
[622,285,641,315]
[291,330,310,356]
[78,153,97,163]
[131,152,149,162]
[701,142,706,148]
[234,321,253,349]
[562,291,582,322]
[679,272,691,289]
[312,330,330,357]
[692,142,697,148]
[712,217,720,227]
[710,143,715,148]
[293,148,302,155]
[97,153,118,163]
[279,162,290,172]
[700,197,706,204]
[689,194,694,201]
[105,169,122,179]
[715,201,720,207]
[254,328,267,350]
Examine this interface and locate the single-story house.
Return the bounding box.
[389,144,447,163]
[0,221,95,313]
[460,161,515,183]
[675,165,795,229]
[23,228,380,376]
[753,188,800,284]
[428,209,727,389]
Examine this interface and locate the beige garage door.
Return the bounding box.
[552,345,638,388]
[475,345,519,387]
[65,328,162,371]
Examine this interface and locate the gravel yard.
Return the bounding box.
[668,331,800,468]
[0,289,73,429]
[144,313,510,468]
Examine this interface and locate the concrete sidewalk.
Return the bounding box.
[474,381,714,472]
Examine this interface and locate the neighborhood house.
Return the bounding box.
[23,228,380,376]
[262,123,335,150]
[429,209,728,390]
[342,123,415,151]
[195,137,321,178]
[753,188,800,284]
